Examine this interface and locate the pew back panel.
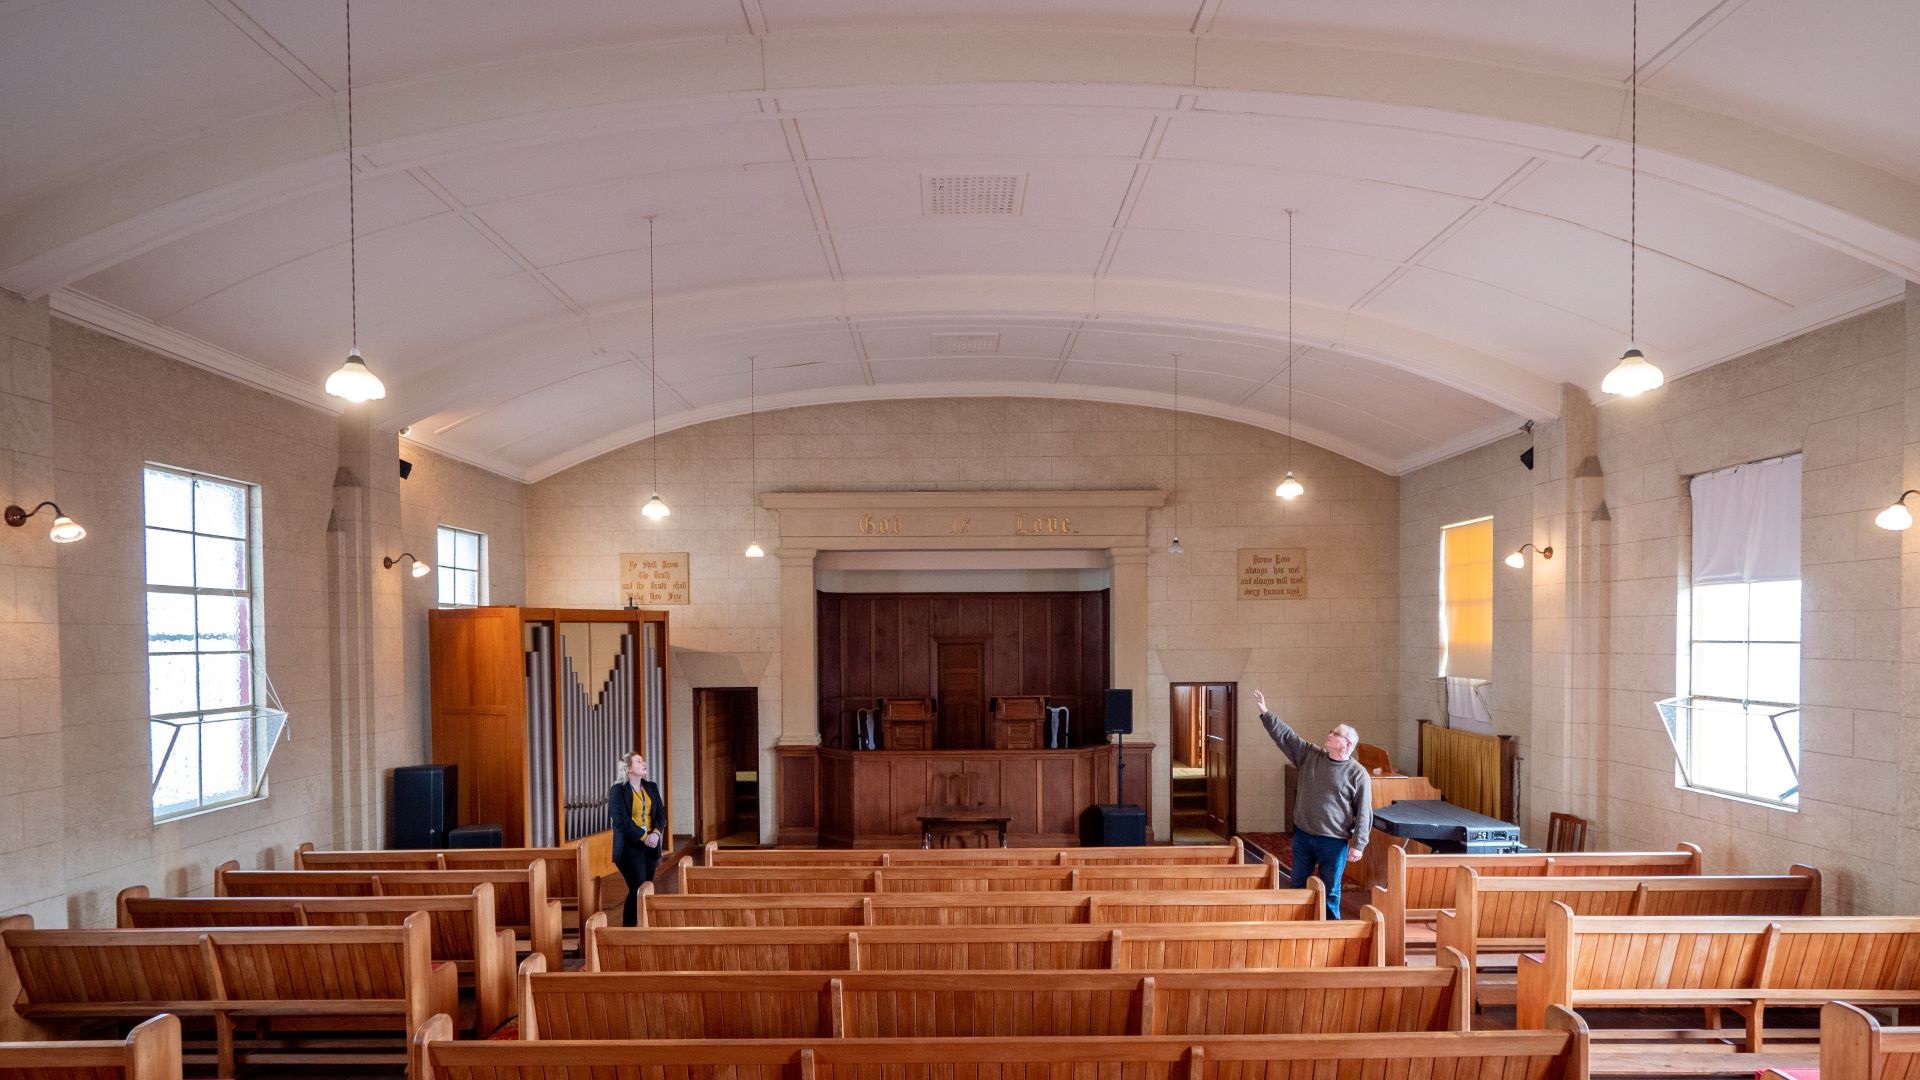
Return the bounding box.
[678,864,1277,895]
[0,1014,181,1080]
[637,888,1326,928]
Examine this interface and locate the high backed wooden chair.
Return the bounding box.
[1545,813,1588,853]
[1353,744,1394,775]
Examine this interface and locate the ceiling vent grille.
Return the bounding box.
[931,332,1001,356]
[923,175,1025,216]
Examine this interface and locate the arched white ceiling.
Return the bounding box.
[5,2,1914,481]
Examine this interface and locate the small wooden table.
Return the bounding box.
[917,806,1013,849]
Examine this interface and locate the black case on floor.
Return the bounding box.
[1081,803,1146,846]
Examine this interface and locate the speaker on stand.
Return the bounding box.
[1083,689,1144,846]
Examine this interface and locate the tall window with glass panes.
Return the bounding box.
[437,525,485,607]
[145,466,273,819]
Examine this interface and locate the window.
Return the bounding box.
[437,525,485,607]
[1660,454,1802,808]
[1439,517,1493,680]
[145,466,283,820]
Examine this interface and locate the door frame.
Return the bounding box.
[1169,681,1237,838]
[931,637,988,749]
[691,686,755,845]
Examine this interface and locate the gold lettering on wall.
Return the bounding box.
[947,516,973,535]
[857,514,903,536]
[1013,513,1077,536]
[619,551,691,605]
[1237,548,1307,600]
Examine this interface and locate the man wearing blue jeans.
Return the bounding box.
[1254,689,1371,919]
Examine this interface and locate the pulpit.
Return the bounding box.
[880,698,934,750]
[989,695,1045,750]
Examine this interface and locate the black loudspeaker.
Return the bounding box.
[398,458,414,480]
[1081,803,1146,847]
[448,823,503,849]
[1103,688,1134,735]
[391,764,457,849]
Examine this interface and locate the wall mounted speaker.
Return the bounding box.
[399,458,414,480]
[1103,688,1134,735]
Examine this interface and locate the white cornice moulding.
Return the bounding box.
[50,289,346,417]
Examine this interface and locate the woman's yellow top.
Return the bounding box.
[630,782,652,832]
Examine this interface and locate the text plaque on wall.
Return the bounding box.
[620,552,690,605]
[1237,548,1307,600]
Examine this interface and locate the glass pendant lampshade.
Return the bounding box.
[1875,491,1919,531]
[1275,472,1303,500]
[48,515,86,543]
[1600,347,1663,397]
[325,350,386,402]
[1168,536,1184,555]
[642,493,670,520]
[1504,550,1527,569]
[744,541,765,558]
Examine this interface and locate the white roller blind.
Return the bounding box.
[1689,454,1802,584]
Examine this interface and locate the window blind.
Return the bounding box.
[1440,518,1494,680]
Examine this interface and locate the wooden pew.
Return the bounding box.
[637,884,1326,927]
[1435,865,1821,982]
[1516,904,1920,1051]
[0,913,447,1077]
[701,840,1246,867]
[516,958,1471,1040]
[0,1014,181,1080]
[1822,1000,1920,1079]
[115,884,515,1035]
[1371,842,1705,963]
[294,841,599,925]
[214,862,562,969]
[411,1011,1592,1080]
[584,911,1386,972]
[676,861,1279,894]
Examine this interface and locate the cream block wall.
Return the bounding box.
[397,438,527,766]
[524,397,1398,838]
[49,321,344,925]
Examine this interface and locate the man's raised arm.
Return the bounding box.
[1253,689,1310,767]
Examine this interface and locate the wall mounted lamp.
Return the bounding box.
[383,552,432,578]
[5,501,85,543]
[1875,490,1920,531]
[1505,542,1552,569]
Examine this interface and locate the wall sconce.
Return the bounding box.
[1505,542,1552,569]
[383,552,432,578]
[5,501,86,543]
[1875,490,1920,531]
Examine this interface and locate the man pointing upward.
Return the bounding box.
[1254,689,1371,919]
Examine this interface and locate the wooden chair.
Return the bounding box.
[1545,812,1588,853]
[1353,743,1394,775]
[0,1014,181,1080]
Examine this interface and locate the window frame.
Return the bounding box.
[436,524,487,608]
[144,463,274,822]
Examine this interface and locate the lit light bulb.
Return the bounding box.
[324,349,386,402]
[744,541,765,558]
[1601,347,1664,397]
[1505,550,1527,569]
[641,493,670,520]
[411,560,432,578]
[1876,501,1915,531]
[1275,472,1304,500]
[48,515,86,543]
[1168,536,1184,555]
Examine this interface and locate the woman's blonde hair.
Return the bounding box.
[615,751,645,780]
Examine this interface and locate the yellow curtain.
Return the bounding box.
[1441,519,1493,680]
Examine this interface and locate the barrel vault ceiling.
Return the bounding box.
[4,1,1916,480]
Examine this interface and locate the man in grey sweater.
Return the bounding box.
[1254,689,1371,919]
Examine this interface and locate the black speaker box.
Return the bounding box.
[1081,803,1146,847]
[391,764,457,849]
[448,823,503,849]
[1103,688,1134,735]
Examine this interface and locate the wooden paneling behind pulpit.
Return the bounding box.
[816,592,1109,749]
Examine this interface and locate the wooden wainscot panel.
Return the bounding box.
[776,747,821,846]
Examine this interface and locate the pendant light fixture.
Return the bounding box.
[1600,0,1665,398]
[1168,352,1183,556]
[322,0,386,404]
[640,215,671,522]
[1274,209,1304,500]
[744,355,765,558]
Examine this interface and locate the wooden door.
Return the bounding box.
[1203,684,1235,836]
[935,641,986,749]
[429,607,530,845]
[694,689,735,844]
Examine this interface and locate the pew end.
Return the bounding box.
[514,953,548,1039]
[1790,864,1822,914]
[293,840,315,868]
[1543,1004,1590,1078]
[114,885,151,928]
[1434,946,1472,1031]
[1820,1000,1881,1078]
[581,911,608,970]
[0,914,44,1041]
[212,859,240,896]
[410,1012,455,1080]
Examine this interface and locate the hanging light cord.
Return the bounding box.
[748,354,757,498]
[1285,208,1295,468]
[344,0,358,354]
[648,215,658,490]
[1629,0,1638,347]
[1171,352,1180,533]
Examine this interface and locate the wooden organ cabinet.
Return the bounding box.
[427,607,670,877]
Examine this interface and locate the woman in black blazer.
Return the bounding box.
[608,751,665,927]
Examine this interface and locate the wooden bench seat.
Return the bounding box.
[1435,865,1820,983]
[585,912,1386,972]
[294,841,598,925]
[515,958,1470,1040]
[0,913,447,1077]
[637,885,1326,927]
[0,1014,181,1080]
[1516,905,1920,1051]
[701,841,1245,867]
[411,1011,1591,1080]
[677,861,1280,894]
[115,884,515,1035]
[214,862,562,969]
[1371,843,1704,964]
[1822,1001,1919,1078]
